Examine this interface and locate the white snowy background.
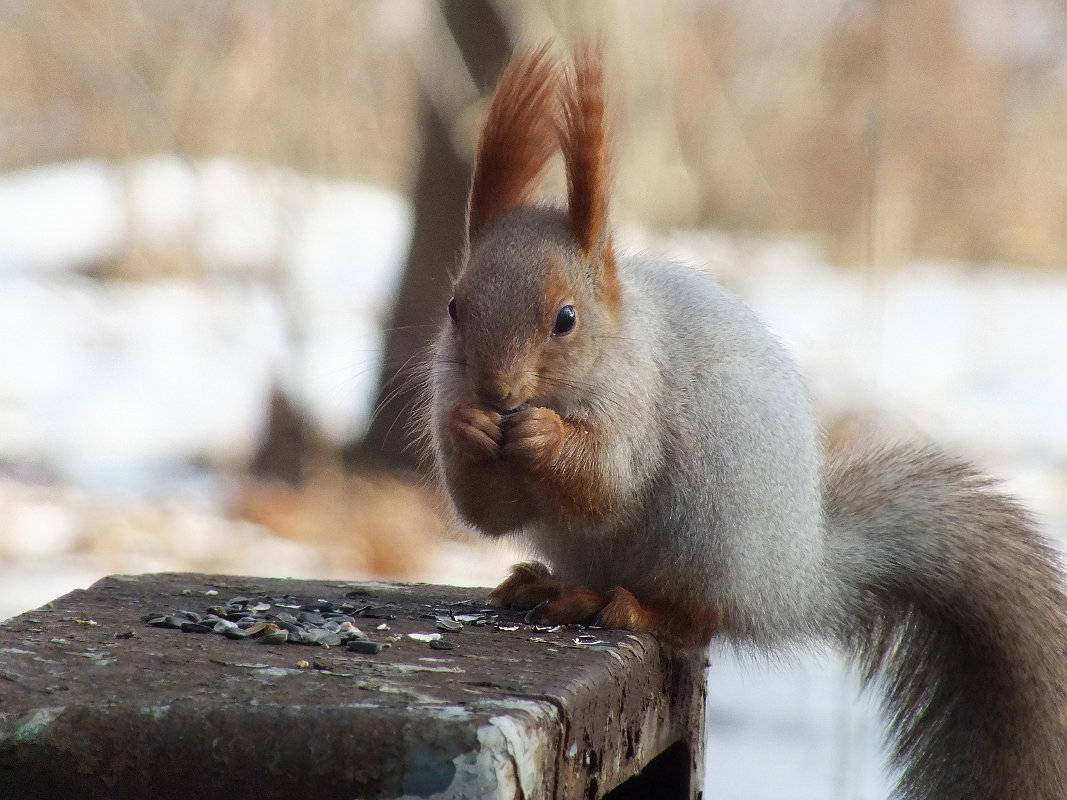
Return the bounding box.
[1,157,1065,798]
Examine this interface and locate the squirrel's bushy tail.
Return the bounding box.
[824,444,1067,800]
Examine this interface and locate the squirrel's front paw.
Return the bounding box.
[447,402,503,460]
[502,406,566,471]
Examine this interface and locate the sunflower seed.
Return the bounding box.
[150,616,186,629]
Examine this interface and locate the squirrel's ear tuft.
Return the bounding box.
[559,48,619,305]
[467,43,559,243]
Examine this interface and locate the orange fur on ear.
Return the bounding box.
[467,43,559,242]
[558,48,619,304]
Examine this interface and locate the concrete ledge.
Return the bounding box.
[0,573,707,799]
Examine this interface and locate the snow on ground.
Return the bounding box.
[1,157,1064,799]
[0,157,411,481]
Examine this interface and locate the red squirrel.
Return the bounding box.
[426,45,1067,799]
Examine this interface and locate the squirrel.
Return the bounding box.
[425,44,1067,799]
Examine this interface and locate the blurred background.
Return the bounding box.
[1,1,1065,797]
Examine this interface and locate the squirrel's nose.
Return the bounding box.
[471,371,524,413]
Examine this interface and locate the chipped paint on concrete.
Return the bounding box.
[386,662,464,674]
[6,707,64,745]
[142,705,170,721]
[485,700,559,798]
[399,699,558,800]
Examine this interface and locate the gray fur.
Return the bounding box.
[428,223,1067,799]
[524,254,828,644]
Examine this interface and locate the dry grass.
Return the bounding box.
[231,465,448,580]
[3,0,1066,267]
[0,2,421,187]
[0,462,510,589]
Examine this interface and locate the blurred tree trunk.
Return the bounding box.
[345,0,511,472]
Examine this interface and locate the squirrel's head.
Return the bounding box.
[441,44,621,414]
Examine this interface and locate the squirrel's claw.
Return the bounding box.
[501,406,566,470]
[447,402,504,460]
[489,562,720,648]
[488,561,560,609]
[538,585,609,627]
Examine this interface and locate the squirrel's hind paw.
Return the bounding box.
[599,588,723,648]
[488,564,721,648]
[527,585,655,632]
[489,563,607,626]
[552,585,723,649]
[488,561,561,609]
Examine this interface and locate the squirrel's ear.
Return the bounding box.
[559,48,619,306]
[467,43,559,243]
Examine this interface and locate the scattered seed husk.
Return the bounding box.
[149,616,186,629]
[524,602,550,624]
[145,590,572,654]
[573,634,606,646]
[357,604,400,619]
[305,629,342,647]
[407,632,441,642]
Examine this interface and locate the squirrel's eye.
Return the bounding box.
[552,304,576,336]
[448,296,457,323]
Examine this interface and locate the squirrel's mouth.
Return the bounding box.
[499,404,528,417]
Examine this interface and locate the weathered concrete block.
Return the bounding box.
[0,573,706,799]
